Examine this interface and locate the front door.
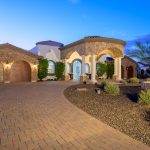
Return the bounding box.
[73,60,81,80]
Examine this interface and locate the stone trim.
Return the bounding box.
[60,36,126,50]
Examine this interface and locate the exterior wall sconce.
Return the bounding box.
[4,60,12,69]
[32,62,38,69]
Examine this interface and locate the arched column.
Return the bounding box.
[91,54,97,83]
[64,59,69,81]
[113,57,122,80]
[30,63,38,82]
[3,62,13,83]
[80,55,87,82]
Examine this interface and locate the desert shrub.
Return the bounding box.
[104,83,120,95]
[96,62,107,77]
[101,80,109,88]
[106,64,114,79]
[146,78,150,82]
[139,89,150,105]
[55,62,65,80]
[121,80,128,85]
[38,59,48,80]
[129,77,139,84]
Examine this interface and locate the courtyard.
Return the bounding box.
[0,81,149,150]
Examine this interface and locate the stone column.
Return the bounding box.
[80,55,87,82]
[91,54,97,83]
[64,59,69,81]
[113,58,118,80]
[31,63,38,82]
[113,57,122,80]
[3,63,12,83]
[118,57,122,80]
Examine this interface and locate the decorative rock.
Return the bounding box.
[76,88,88,92]
[141,81,150,90]
[95,88,101,94]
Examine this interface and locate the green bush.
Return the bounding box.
[96,62,107,77]
[129,77,139,84]
[106,64,114,79]
[101,80,109,88]
[55,62,65,80]
[38,59,48,80]
[104,82,120,96]
[139,89,150,105]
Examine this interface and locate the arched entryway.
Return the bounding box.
[0,63,4,82]
[73,60,82,80]
[10,61,31,82]
[127,66,134,79]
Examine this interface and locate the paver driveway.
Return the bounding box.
[0,81,149,150]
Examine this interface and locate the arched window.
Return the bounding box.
[85,63,90,74]
[48,61,55,74]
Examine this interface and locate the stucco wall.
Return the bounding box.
[37,44,60,62]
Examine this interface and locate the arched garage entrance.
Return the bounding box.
[127,66,134,79]
[0,63,4,82]
[10,61,31,82]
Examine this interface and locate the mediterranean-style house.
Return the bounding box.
[0,36,138,83]
[31,36,128,82]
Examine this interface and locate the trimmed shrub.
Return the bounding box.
[55,62,65,80]
[104,82,120,95]
[106,64,114,79]
[38,59,48,80]
[129,77,139,84]
[139,89,150,105]
[96,62,107,77]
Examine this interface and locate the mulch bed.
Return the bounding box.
[64,84,150,146]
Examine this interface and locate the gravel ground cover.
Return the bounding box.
[64,84,150,146]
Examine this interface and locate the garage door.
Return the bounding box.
[10,61,31,82]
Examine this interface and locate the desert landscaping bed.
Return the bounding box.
[64,84,150,146]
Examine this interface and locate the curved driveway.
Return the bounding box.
[0,81,149,150]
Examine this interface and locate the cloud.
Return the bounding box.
[68,0,80,4]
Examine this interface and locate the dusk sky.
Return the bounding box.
[0,0,150,49]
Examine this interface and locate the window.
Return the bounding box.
[48,61,55,74]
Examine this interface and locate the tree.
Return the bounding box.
[96,62,107,77]
[55,62,65,80]
[128,41,150,65]
[106,64,114,79]
[38,59,48,80]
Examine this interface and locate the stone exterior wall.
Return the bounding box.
[61,37,125,59]
[0,43,40,83]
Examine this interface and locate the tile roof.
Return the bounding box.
[36,40,64,47]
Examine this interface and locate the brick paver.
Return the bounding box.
[0,81,149,150]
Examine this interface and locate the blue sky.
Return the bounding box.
[0,0,150,49]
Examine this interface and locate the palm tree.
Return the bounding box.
[128,41,150,65]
